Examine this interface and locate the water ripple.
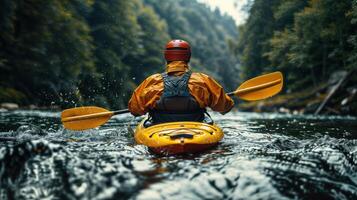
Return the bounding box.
[0,110,356,199]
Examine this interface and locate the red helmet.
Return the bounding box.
[164,39,191,62]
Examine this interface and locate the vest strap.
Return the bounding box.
[161,71,192,97]
[149,70,205,124]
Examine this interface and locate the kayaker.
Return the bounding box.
[128,39,234,126]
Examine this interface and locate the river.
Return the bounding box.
[0,110,356,199]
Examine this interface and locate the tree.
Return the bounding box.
[236,0,280,80]
[0,0,95,106]
[88,0,141,108]
[348,0,357,70]
[128,0,169,82]
[238,0,355,92]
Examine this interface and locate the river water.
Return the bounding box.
[0,110,356,199]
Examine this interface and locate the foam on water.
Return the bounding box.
[0,110,356,199]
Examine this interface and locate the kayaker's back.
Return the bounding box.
[149,70,205,124]
[128,39,234,123]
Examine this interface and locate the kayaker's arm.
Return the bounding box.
[128,74,163,116]
[203,75,234,114]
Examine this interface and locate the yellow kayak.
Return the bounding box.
[134,119,224,155]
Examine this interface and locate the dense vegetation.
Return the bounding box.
[0,0,238,109]
[236,0,357,92]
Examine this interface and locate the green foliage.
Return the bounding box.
[88,0,141,108]
[274,0,308,30]
[0,87,26,104]
[348,0,357,70]
[129,0,169,82]
[236,0,280,80]
[236,0,356,92]
[0,0,238,108]
[0,0,95,106]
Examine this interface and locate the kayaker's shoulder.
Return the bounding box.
[191,72,210,78]
[139,73,163,86]
[146,73,162,80]
[191,71,205,76]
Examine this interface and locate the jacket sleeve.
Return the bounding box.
[204,75,234,114]
[128,74,162,116]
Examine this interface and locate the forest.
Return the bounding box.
[0,0,238,109]
[0,0,356,115]
[236,0,357,115]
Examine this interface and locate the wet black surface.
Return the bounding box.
[0,110,356,199]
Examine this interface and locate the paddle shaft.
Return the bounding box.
[227,79,282,97]
[62,108,130,122]
[113,109,130,115]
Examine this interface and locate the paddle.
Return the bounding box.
[61,107,130,131]
[227,71,283,100]
[62,71,283,130]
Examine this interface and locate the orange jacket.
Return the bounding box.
[128,61,234,116]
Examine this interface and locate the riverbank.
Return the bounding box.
[238,71,357,116]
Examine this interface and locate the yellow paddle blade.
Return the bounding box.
[61,106,114,131]
[234,71,283,101]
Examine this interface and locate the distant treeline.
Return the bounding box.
[236,0,357,92]
[0,0,238,108]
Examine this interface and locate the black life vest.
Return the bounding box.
[149,71,205,123]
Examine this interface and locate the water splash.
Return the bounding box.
[0,110,356,199]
